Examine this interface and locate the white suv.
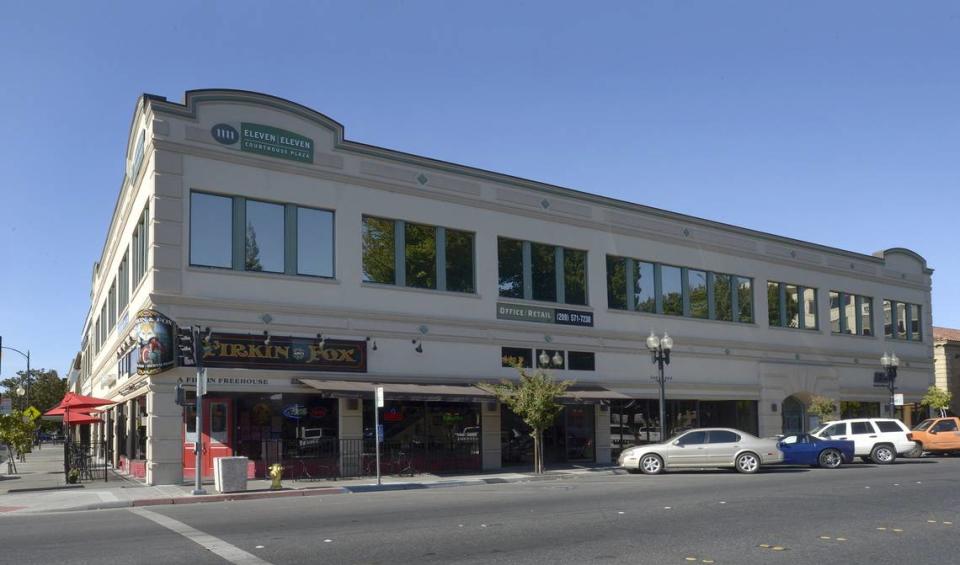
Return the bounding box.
[809,418,913,464]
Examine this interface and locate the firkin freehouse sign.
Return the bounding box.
[211,122,314,164]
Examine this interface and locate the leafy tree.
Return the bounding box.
[807,395,838,423]
[362,218,396,284]
[478,365,571,474]
[920,386,952,418]
[2,368,66,413]
[0,409,37,462]
[245,223,263,271]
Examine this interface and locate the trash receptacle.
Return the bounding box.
[213,456,249,493]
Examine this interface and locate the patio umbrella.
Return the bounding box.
[64,413,102,426]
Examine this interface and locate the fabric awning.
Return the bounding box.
[562,386,633,401]
[298,379,495,402]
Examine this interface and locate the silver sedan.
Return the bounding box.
[617,428,784,475]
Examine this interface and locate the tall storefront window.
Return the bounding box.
[190,192,233,268]
[661,265,683,316]
[606,256,627,309]
[501,404,595,464]
[563,248,587,305]
[713,273,733,322]
[245,200,285,273]
[297,207,334,277]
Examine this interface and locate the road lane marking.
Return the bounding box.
[131,508,273,565]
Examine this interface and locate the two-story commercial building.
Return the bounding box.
[74,90,934,485]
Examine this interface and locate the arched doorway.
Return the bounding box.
[782,396,805,436]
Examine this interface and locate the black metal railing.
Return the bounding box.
[64,441,109,483]
[235,437,481,480]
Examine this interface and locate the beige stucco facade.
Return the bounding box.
[74,90,935,485]
[933,328,960,416]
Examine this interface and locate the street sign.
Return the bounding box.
[376,386,384,408]
[376,424,384,443]
[198,368,208,397]
[23,406,41,421]
[873,371,892,388]
[894,393,904,406]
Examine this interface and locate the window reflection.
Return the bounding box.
[785,284,800,328]
[297,207,334,277]
[245,200,285,273]
[607,256,627,309]
[190,193,233,268]
[404,222,437,289]
[896,302,907,339]
[531,243,557,302]
[737,277,753,323]
[636,261,657,313]
[713,273,732,322]
[661,265,683,316]
[803,287,817,330]
[688,270,708,319]
[563,248,587,305]
[362,217,396,284]
[829,291,841,333]
[498,238,524,298]
[768,282,782,326]
[859,296,872,336]
[445,229,475,293]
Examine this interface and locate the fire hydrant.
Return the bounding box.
[269,463,283,490]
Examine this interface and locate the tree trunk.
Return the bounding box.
[532,431,540,474]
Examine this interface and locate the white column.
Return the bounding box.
[481,401,501,470]
[145,381,184,485]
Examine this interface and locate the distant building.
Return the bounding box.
[933,327,960,415]
[72,90,934,485]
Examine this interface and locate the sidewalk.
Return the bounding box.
[1,445,618,515]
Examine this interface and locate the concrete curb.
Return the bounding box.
[25,468,617,514]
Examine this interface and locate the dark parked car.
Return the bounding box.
[777,433,854,468]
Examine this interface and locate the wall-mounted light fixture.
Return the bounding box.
[317,333,325,347]
[366,336,378,351]
[412,339,423,354]
[263,330,270,346]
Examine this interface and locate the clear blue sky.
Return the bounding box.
[1,1,958,382]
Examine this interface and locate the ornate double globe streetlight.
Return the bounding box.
[538,350,564,369]
[646,332,674,442]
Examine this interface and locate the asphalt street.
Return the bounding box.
[1,457,958,565]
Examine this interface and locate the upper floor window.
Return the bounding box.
[829,291,873,336]
[108,280,117,329]
[131,204,150,286]
[768,282,818,330]
[117,251,129,309]
[497,238,587,305]
[606,255,752,323]
[245,200,285,273]
[189,191,335,278]
[363,216,474,293]
[883,299,922,341]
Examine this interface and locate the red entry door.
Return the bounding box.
[183,398,233,479]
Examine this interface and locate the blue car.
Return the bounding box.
[777,434,855,468]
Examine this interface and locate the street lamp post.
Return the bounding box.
[646,332,674,442]
[1,344,31,410]
[880,352,900,418]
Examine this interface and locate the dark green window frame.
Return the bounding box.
[767,281,819,331]
[830,291,873,336]
[363,215,476,294]
[497,237,588,306]
[606,254,752,324]
[883,299,922,341]
[189,191,336,279]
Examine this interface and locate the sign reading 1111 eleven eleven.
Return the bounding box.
[211,122,314,164]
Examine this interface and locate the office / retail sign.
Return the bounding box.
[210,122,314,164]
[496,302,594,327]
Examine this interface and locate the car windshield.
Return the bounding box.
[808,424,828,435]
[912,420,934,431]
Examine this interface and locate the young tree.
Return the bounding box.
[920,386,952,418]
[0,410,36,463]
[807,395,838,423]
[478,364,571,474]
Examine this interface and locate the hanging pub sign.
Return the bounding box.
[134,309,176,375]
[188,333,367,373]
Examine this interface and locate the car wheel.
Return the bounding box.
[905,442,924,458]
[870,444,896,465]
[818,448,843,469]
[735,452,760,474]
[639,454,664,475]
